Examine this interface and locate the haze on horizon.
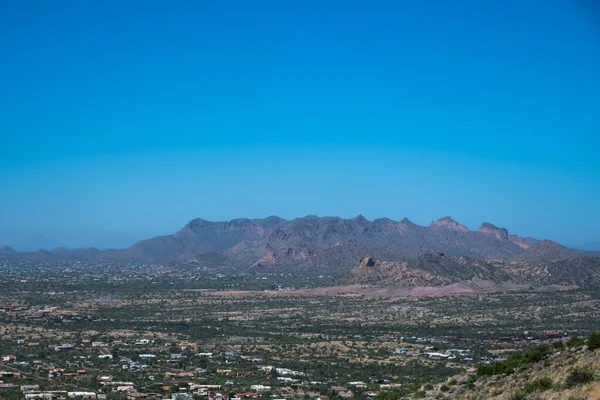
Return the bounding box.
[1,0,599,251]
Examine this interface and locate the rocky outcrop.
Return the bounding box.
[478,223,537,249]
[478,222,509,240]
[430,217,468,232]
[299,247,313,258]
[357,256,375,268]
[251,251,278,268]
[508,234,536,249]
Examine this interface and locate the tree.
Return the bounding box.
[565,368,594,388]
[327,390,343,400]
[587,331,600,350]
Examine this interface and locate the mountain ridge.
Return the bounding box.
[0,215,593,271]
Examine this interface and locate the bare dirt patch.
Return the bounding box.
[207,281,577,299]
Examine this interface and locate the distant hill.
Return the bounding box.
[1,216,596,279]
[512,239,582,263]
[0,245,16,255]
[346,251,600,289]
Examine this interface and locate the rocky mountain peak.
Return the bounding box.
[263,216,286,225]
[478,222,509,240]
[251,251,278,268]
[508,234,535,249]
[430,216,468,232]
[352,214,369,224]
[183,218,210,231]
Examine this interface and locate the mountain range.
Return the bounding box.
[3,214,599,288]
[0,215,594,267]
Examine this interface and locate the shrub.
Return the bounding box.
[565,367,594,388]
[440,384,449,392]
[423,383,433,391]
[477,345,552,376]
[524,376,553,393]
[587,331,600,350]
[566,336,585,348]
[509,391,527,400]
[552,340,565,349]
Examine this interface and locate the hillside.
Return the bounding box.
[414,333,600,399]
[513,239,582,263]
[346,251,600,289]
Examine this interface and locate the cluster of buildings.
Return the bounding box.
[0,338,318,400]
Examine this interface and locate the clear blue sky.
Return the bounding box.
[1,0,599,250]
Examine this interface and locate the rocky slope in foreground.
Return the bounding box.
[417,337,600,399]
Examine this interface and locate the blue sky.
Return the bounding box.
[1,0,599,250]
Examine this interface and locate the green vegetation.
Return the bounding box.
[476,344,552,376]
[373,389,405,400]
[566,336,585,348]
[587,330,600,350]
[523,376,554,393]
[509,391,527,400]
[564,367,594,388]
